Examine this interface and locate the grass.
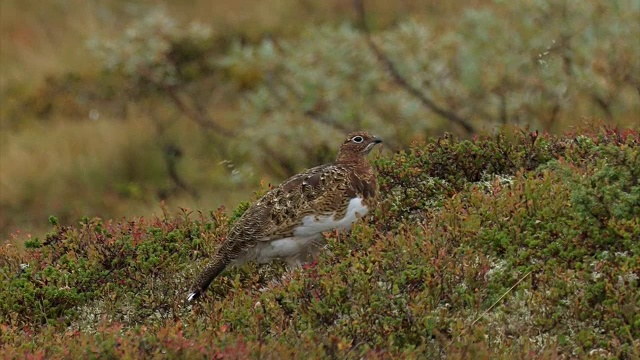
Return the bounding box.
[0,115,257,240]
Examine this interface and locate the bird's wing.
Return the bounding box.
[226,163,351,243]
[259,163,353,239]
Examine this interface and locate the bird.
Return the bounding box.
[186,131,382,303]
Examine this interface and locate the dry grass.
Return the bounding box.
[0,115,251,239]
[0,117,150,233]
[0,1,102,88]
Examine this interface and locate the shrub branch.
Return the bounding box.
[353,0,476,134]
[138,66,235,137]
[163,84,235,137]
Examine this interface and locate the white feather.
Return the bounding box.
[237,235,325,266]
[293,197,368,237]
[238,197,368,266]
[253,236,319,264]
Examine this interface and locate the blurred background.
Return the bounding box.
[1,0,639,241]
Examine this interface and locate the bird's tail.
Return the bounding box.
[186,259,227,303]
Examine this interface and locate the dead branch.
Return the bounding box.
[138,66,235,137]
[161,143,200,200]
[163,85,236,137]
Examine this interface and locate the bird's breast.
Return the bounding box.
[293,197,368,238]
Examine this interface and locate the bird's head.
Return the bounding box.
[336,131,383,163]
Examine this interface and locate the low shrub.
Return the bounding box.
[1,126,638,358]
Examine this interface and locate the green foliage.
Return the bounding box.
[48,216,59,226]
[221,0,639,170]
[3,0,638,241]
[0,210,229,328]
[229,201,251,225]
[87,8,215,90]
[567,143,640,247]
[374,130,553,223]
[1,126,639,358]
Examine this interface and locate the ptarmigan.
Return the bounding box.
[187,131,382,302]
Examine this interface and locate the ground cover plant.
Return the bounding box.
[2,1,639,358]
[1,126,638,359]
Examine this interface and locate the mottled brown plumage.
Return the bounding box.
[187,131,382,302]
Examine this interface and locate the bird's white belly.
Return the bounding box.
[293,197,368,238]
[235,198,368,266]
[252,236,321,264]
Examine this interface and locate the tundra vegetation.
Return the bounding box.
[1,0,638,358]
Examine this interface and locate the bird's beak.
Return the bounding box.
[364,136,383,154]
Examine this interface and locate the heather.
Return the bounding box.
[1,127,638,358]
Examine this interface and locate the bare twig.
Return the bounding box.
[499,93,508,125]
[162,143,200,200]
[138,66,235,137]
[592,93,613,121]
[303,109,353,133]
[549,102,560,127]
[353,0,475,134]
[268,72,404,149]
[145,110,200,200]
[259,140,298,178]
[164,85,236,137]
[471,270,532,327]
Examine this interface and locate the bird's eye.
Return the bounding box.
[352,136,364,143]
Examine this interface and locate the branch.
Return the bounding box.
[353,0,475,134]
[303,108,352,133]
[259,140,298,178]
[499,93,508,125]
[163,143,200,200]
[274,73,399,149]
[163,85,236,137]
[591,93,613,121]
[138,66,236,137]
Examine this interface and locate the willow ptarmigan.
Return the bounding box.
[186,131,382,302]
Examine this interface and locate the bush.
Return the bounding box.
[222,0,639,170]
[1,126,638,358]
[75,1,640,179]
